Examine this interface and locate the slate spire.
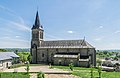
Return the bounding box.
[35,11,40,26]
[32,11,40,29]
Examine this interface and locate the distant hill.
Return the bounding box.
[0,49,7,52]
[98,50,120,52]
[0,48,30,52]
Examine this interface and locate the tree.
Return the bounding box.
[96,58,102,66]
[27,54,32,63]
[103,50,108,55]
[98,65,102,78]
[15,49,18,54]
[37,71,45,78]
[25,63,30,74]
[90,65,94,78]
[69,63,74,71]
[23,55,27,62]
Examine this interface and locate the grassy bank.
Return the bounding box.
[52,65,120,78]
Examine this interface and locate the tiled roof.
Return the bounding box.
[0,52,19,61]
[39,40,94,48]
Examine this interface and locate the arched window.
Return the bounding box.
[42,53,44,57]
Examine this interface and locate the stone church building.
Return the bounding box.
[31,11,96,67]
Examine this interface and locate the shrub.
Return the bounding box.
[27,54,32,63]
[90,65,94,78]
[69,63,74,71]
[25,63,30,74]
[98,65,102,78]
[37,71,45,78]
[49,63,52,69]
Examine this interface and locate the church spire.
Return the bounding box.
[32,11,41,29]
[35,11,40,26]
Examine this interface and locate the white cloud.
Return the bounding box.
[94,36,105,42]
[10,21,31,31]
[0,5,24,23]
[99,26,103,29]
[15,36,20,38]
[0,17,31,32]
[96,26,103,30]
[67,31,73,34]
[45,33,63,40]
[94,38,102,41]
[114,30,120,34]
[0,5,30,32]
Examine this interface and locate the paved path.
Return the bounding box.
[45,74,80,78]
[3,66,80,78]
[30,73,80,78]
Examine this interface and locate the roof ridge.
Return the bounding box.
[45,39,84,42]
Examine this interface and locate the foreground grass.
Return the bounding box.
[73,71,120,78]
[52,65,120,78]
[0,72,29,78]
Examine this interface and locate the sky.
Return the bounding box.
[0,0,120,49]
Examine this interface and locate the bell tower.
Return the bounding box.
[31,11,44,63]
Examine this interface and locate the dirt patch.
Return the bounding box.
[30,73,37,78]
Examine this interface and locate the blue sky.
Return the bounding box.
[0,0,120,49]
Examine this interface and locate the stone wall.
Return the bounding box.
[33,48,96,67]
[53,57,78,66]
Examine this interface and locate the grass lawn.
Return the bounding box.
[0,72,30,78]
[73,71,120,78]
[52,65,120,78]
[52,65,96,70]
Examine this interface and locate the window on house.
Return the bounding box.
[56,49,58,52]
[42,53,44,57]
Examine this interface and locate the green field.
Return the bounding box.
[52,65,120,78]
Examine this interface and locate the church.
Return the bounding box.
[31,11,96,67]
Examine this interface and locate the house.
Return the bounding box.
[0,52,19,70]
[31,11,96,67]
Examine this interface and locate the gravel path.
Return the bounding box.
[30,73,80,78]
[30,74,37,78]
[4,66,80,78]
[45,74,80,78]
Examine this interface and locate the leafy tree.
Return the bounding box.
[15,49,18,54]
[69,63,74,71]
[98,65,102,78]
[0,49,7,52]
[25,63,30,74]
[96,58,102,66]
[37,71,45,78]
[27,54,32,63]
[23,55,27,62]
[17,52,29,63]
[103,50,108,55]
[90,65,94,78]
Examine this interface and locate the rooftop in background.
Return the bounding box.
[0,52,19,61]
